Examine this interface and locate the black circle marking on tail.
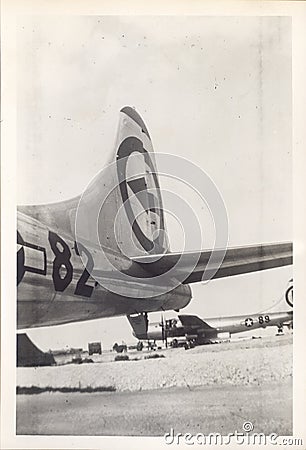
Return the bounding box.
[117,136,165,253]
[285,285,293,307]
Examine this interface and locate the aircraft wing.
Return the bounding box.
[133,242,293,284]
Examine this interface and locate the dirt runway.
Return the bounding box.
[17,380,292,436]
[17,334,292,436]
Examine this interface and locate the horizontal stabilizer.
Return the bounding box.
[178,315,215,331]
[133,242,293,284]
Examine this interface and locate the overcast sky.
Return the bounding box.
[17,15,292,350]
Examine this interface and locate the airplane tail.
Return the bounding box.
[75,106,170,259]
[111,106,170,257]
[18,107,169,260]
[18,107,292,284]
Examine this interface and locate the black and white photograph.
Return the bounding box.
[1,1,306,448]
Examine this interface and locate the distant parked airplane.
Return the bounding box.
[131,280,293,346]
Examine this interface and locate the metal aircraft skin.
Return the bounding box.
[140,280,293,343]
[17,106,293,331]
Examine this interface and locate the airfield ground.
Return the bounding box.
[16,333,292,436]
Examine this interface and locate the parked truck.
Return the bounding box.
[88,341,102,355]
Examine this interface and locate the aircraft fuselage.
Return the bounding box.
[146,311,293,341]
[17,211,192,329]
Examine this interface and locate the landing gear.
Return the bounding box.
[172,339,178,348]
[136,341,144,351]
[184,341,195,350]
[276,325,284,335]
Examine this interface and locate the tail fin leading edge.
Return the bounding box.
[74,106,169,259]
